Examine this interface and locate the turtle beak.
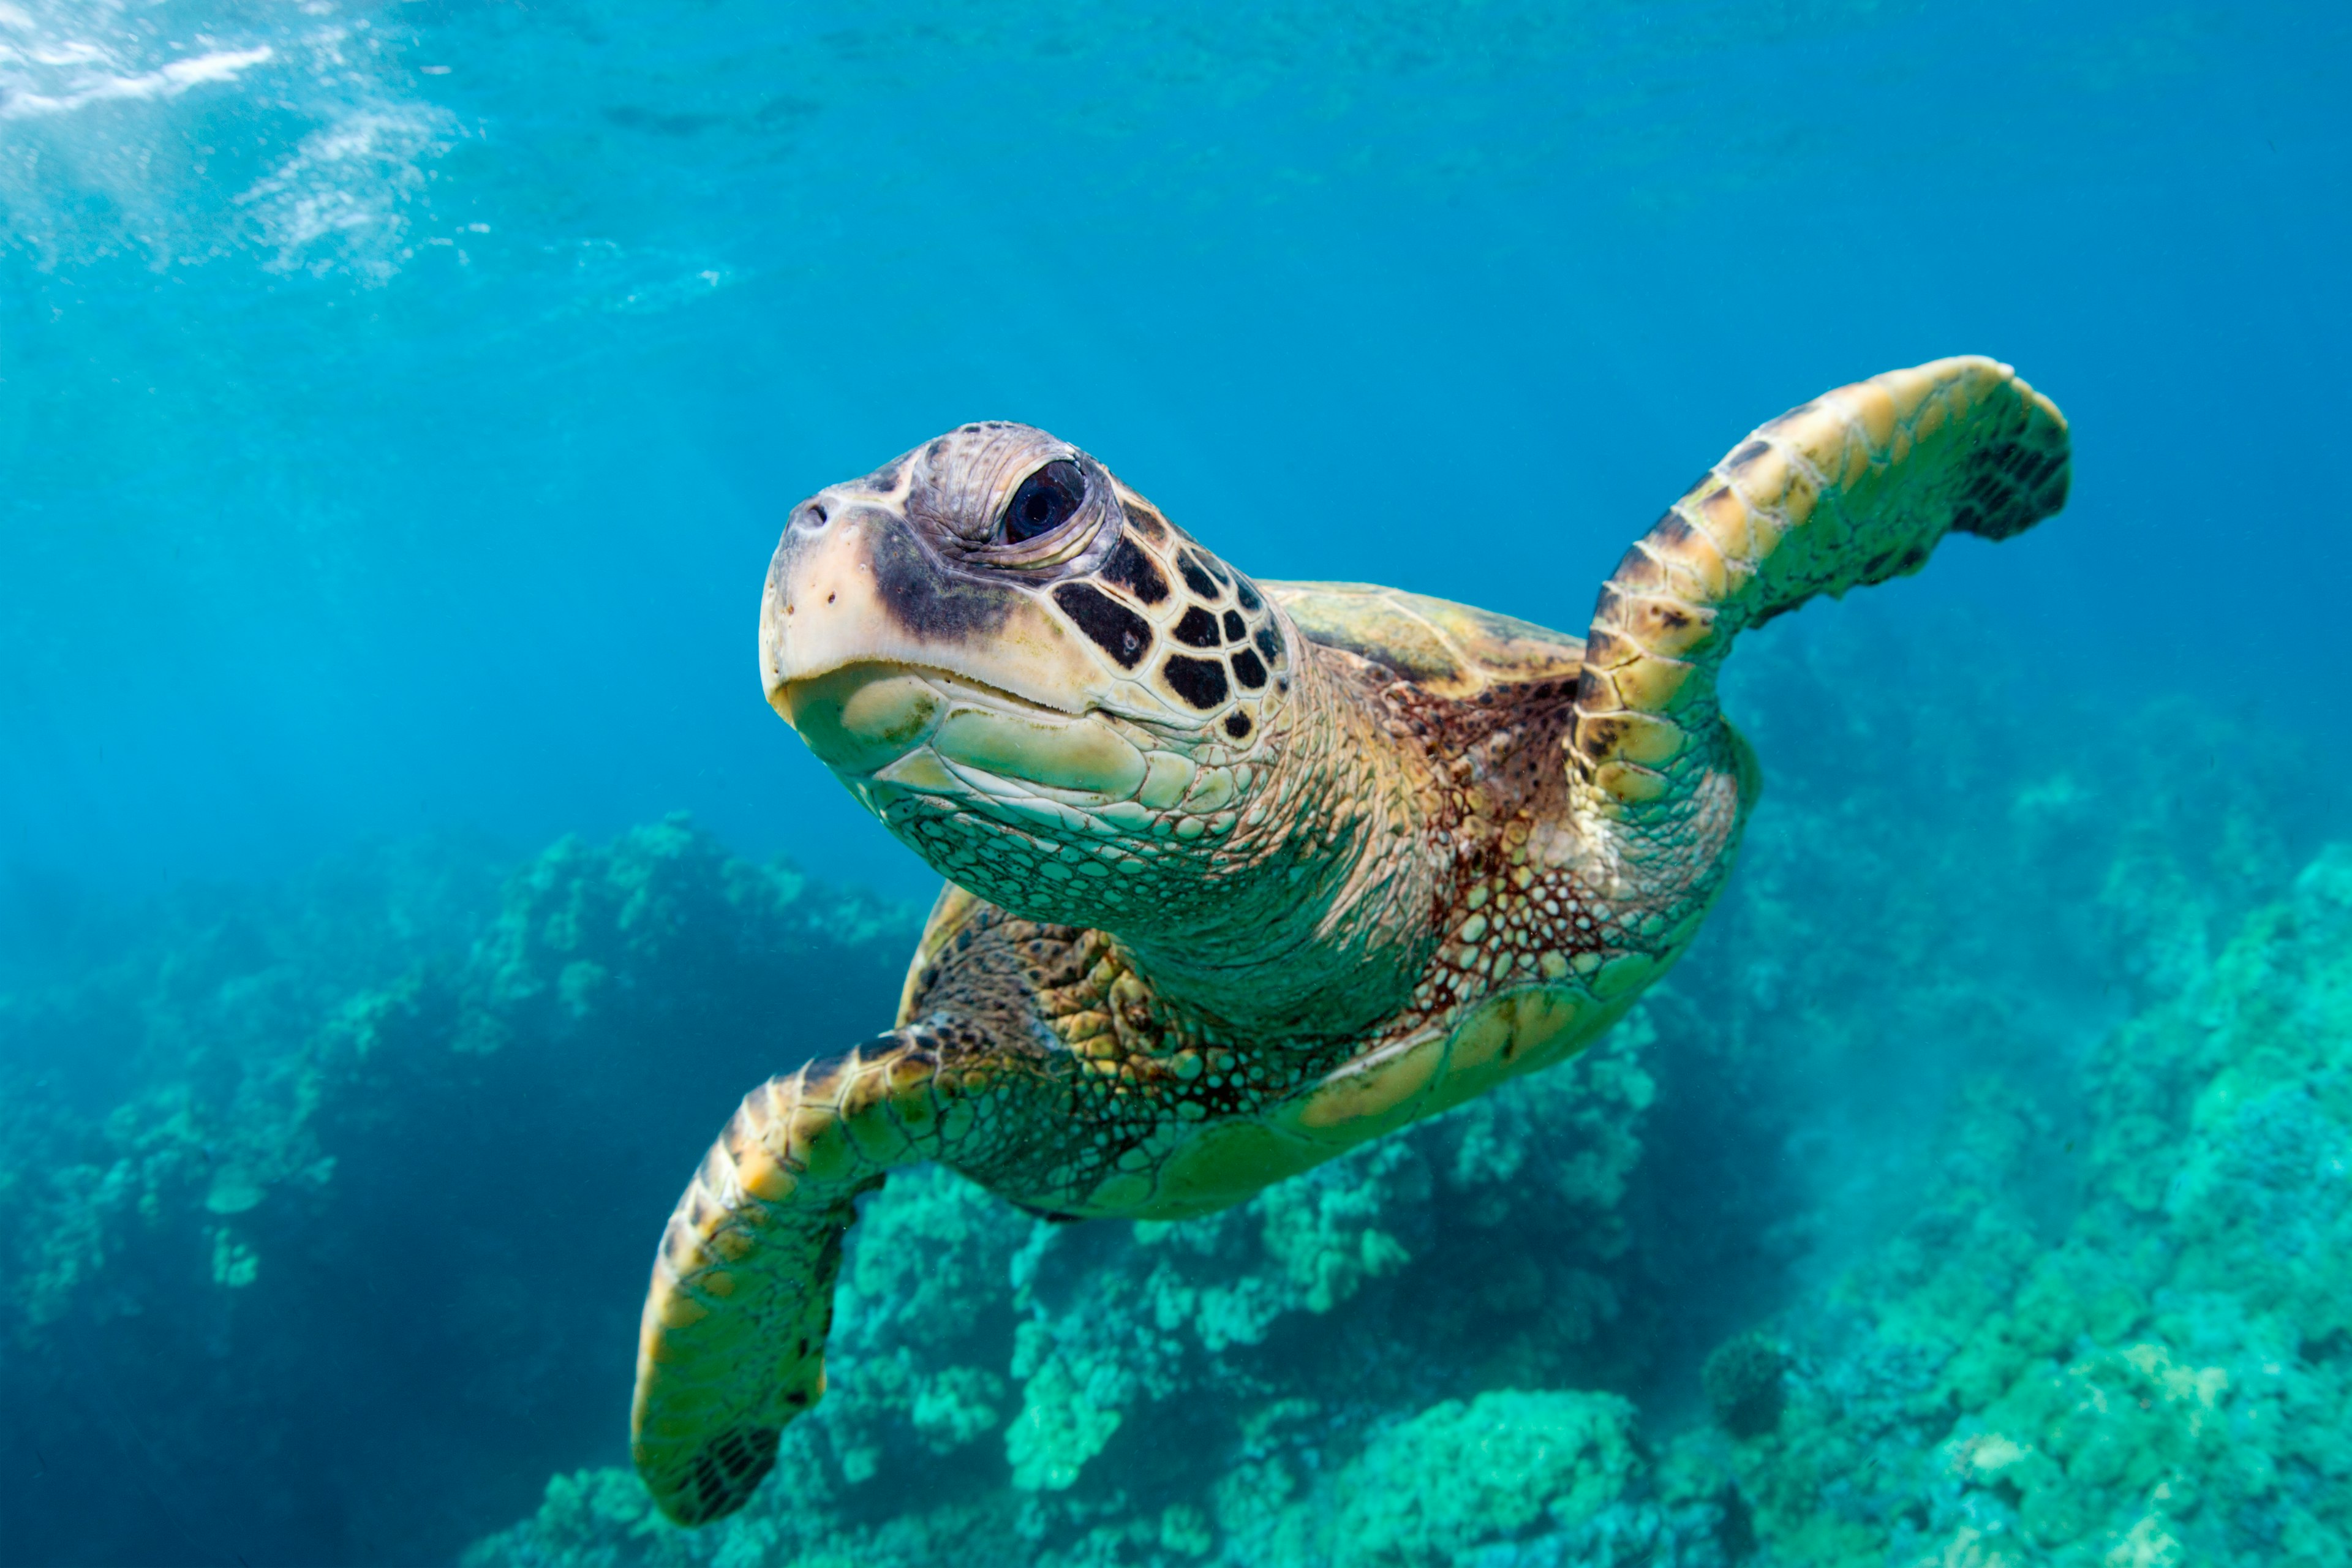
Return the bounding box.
[760,495,881,723]
[780,658,1152,802]
[759,496,1126,728]
[771,663,948,776]
[759,497,1163,800]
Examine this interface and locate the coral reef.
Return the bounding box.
[1702,1334,1788,1441]
[10,606,2350,1567]
[0,816,916,1566]
[462,611,2349,1568]
[1705,843,2352,1567]
[458,1006,1663,1567]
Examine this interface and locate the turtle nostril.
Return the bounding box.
[798,501,829,530]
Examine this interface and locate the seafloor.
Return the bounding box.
[6,607,2348,1567]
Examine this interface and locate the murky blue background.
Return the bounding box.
[6,0,2345,943]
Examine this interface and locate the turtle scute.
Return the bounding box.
[1263,581,1586,700]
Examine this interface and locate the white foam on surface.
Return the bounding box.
[0,0,452,277]
[0,39,274,121]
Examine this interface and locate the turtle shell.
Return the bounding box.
[1259,581,1585,701]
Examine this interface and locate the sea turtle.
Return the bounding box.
[632,355,2070,1523]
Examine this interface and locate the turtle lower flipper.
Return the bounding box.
[1571,354,2070,814]
[630,1035,946,1525]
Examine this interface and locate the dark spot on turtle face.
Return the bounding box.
[858,457,905,492]
[1054,582,1153,668]
[1231,648,1267,689]
[1184,548,1229,585]
[1177,554,1220,598]
[1099,535,1169,604]
[1163,654,1230,709]
[1120,500,1169,542]
[1726,439,1772,469]
[1234,576,1262,612]
[869,515,1016,639]
[1224,710,1253,739]
[1222,609,1245,642]
[1253,626,1282,666]
[1173,606,1220,648]
[927,438,949,461]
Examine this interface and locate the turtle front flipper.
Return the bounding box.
[1571,354,2070,815]
[630,1033,947,1525]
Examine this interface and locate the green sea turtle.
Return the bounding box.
[632,355,2071,1523]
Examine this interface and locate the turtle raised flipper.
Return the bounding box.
[1571,355,2070,813]
[631,1034,948,1524]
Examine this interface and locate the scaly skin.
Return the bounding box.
[631,356,2071,1524]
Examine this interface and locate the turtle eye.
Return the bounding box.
[1001,460,1085,543]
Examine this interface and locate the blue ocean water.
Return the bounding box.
[4,3,2350,1565]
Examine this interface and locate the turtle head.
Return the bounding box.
[762,423,1296,929]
